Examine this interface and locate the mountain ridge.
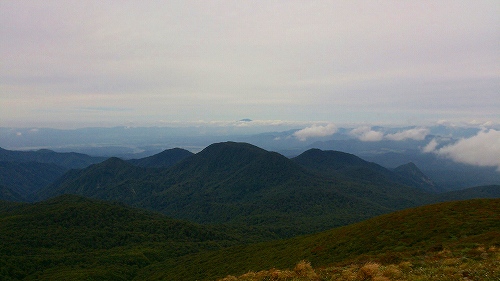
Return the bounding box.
[36,142,434,236]
[127,147,193,168]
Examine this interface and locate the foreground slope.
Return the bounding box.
[139,199,500,280]
[38,142,431,236]
[0,195,276,281]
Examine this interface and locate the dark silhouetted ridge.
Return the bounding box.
[128,148,193,168]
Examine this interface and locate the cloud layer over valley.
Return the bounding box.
[424,129,500,171]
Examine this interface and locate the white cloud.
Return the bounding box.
[429,129,500,171]
[385,128,429,141]
[293,123,337,141]
[349,127,430,142]
[349,126,384,142]
[422,139,439,153]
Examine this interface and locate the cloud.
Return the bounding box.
[385,128,430,141]
[349,127,430,142]
[422,139,439,153]
[349,126,384,142]
[293,123,337,141]
[426,129,500,170]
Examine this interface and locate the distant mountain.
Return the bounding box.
[0,161,67,198]
[0,147,106,169]
[37,157,147,203]
[292,149,436,192]
[0,194,276,280]
[127,148,193,168]
[393,162,440,193]
[38,142,433,236]
[0,185,24,202]
[361,150,500,191]
[436,185,500,201]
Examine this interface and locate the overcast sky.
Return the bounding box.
[1,1,499,128]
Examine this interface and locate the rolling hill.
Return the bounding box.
[2,196,497,281]
[0,195,277,280]
[139,198,500,280]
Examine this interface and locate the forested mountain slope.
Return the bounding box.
[37,142,432,236]
[0,195,277,280]
[140,198,500,280]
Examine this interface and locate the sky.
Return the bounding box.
[1,0,499,129]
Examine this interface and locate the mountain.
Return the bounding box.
[37,157,147,203]
[0,194,276,281]
[127,147,193,168]
[0,147,105,169]
[38,142,432,236]
[142,198,500,280]
[436,185,500,201]
[361,150,500,191]
[292,149,436,192]
[0,161,67,198]
[393,162,440,193]
[0,185,24,202]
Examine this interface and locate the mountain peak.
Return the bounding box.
[293,148,369,170]
[198,142,268,161]
[128,148,193,168]
[394,162,440,193]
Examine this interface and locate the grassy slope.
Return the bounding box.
[218,249,500,281]
[138,199,500,281]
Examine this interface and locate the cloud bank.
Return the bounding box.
[349,127,429,142]
[385,128,430,141]
[293,124,337,141]
[424,129,500,171]
[349,127,384,142]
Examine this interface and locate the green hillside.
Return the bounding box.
[0,195,278,281]
[0,161,67,198]
[0,185,24,202]
[37,142,432,236]
[293,149,437,192]
[139,198,500,280]
[0,196,498,280]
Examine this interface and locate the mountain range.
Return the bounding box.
[29,141,497,236]
[0,140,499,280]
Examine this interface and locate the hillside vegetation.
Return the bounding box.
[219,249,500,281]
[0,195,277,280]
[0,197,498,280]
[36,142,434,236]
[139,199,500,280]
